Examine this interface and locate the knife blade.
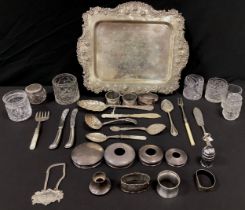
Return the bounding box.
[64,108,78,149]
[49,108,69,150]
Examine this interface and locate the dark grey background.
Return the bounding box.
[1,85,245,210]
[1,0,245,87]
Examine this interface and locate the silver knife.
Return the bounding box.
[64,108,78,149]
[49,108,69,150]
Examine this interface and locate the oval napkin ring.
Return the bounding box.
[194,169,216,192]
[120,172,151,193]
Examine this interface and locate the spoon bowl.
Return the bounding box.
[85,114,103,129]
[161,99,174,113]
[86,133,107,142]
[146,124,166,135]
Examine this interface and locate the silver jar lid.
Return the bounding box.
[25,83,43,93]
[165,148,188,167]
[104,143,135,168]
[71,142,104,169]
[138,144,163,166]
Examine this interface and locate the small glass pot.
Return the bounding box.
[221,84,243,108]
[52,73,80,105]
[205,77,228,103]
[2,90,32,122]
[183,74,204,100]
[25,83,46,104]
[222,93,243,120]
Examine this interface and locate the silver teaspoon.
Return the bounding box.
[110,123,166,135]
[161,99,178,136]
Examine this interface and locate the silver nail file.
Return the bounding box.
[49,108,69,150]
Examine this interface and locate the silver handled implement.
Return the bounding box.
[29,111,50,150]
[177,97,196,146]
[64,108,78,149]
[49,108,69,150]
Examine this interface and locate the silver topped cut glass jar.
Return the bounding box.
[25,83,46,104]
[52,73,80,105]
[2,90,32,122]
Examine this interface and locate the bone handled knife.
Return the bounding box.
[49,108,69,150]
[64,108,78,149]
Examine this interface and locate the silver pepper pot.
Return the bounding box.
[89,171,111,196]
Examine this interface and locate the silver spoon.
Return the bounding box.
[86,132,147,143]
[85,114,137,130]
[161,99,178,136]
[110,123,166,135]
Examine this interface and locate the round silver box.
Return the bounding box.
[104,143,135,168]
[138,144,163,166]
[165,148,188,167]
[71,142,104,169]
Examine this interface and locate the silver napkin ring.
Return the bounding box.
[120,172,151,193]
[194,169,216,192]
[157,170,181,198]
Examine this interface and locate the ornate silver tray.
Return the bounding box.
[77,2,189,94]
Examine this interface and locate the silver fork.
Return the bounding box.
[177,97,196,146]
[29,111,50,150]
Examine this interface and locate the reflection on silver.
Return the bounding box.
[89,171,111,196]
[157,170,180,198]
[138,144,163,166]
[104,143,135,168]
[71,143,104,169]
[165,148,188,167]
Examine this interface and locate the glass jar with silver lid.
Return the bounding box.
[25,83,47,104]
